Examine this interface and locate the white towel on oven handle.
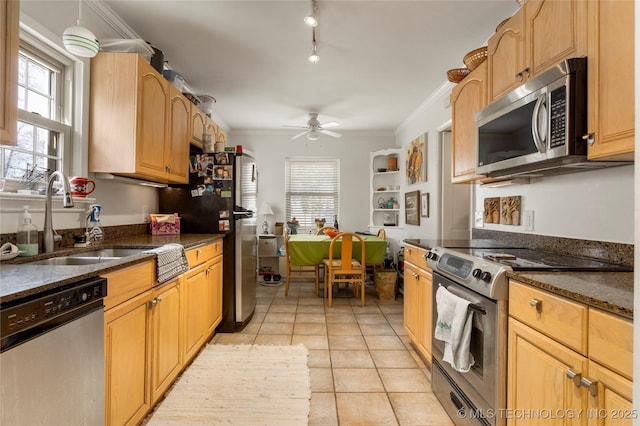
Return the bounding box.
[434,284,475,373]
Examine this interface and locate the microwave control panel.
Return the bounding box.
[549,87,567,148]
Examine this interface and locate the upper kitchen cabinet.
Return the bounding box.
[89,52,189,184]
[450,61,487,183]
[488,0,587,103]
[585,0,634,161]
[190,104,207,148]
[0,0,18,146]
[166,85,190,183]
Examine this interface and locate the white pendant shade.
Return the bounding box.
[63,25,100,58]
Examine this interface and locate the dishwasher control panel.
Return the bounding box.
[0,277,107,341]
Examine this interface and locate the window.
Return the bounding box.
[285,158,340,233]
[1,41,72,188]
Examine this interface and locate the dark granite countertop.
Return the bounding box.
[508,271,634,320]
[403,239,634,319]
[0,234,223,304]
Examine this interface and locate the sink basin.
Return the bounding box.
[29,248,147,266]
[69,248,145,258]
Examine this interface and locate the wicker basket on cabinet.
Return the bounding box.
[446,68,471,83]
[463,46,488,71]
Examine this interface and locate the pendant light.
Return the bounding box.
[308,27,319,64]
[62,0,100,58]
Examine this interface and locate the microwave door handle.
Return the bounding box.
[531,95,547,154]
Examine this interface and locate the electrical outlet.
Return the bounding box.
[474,211,484,227]
[142,205,150,223]
[523,210,534,231]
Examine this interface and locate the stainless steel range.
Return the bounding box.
[425,246,631,426]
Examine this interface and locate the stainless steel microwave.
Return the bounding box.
[475,57,593,178]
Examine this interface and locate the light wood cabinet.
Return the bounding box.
[105,290,153,426]
[0,0,18,146]
[205,254,223,335]
[586,0,634,161]
[89,52,189,184]
[508,280,633,425]
[450,61,487,183]
[507,317,588,426]
[190,104,207,147]
[149,277,182,404]
[403,244,432,363]
[182,260,208,364]
[489,0,587,103]
[166,85,190,183]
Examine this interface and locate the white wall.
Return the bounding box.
[229,131,393,233]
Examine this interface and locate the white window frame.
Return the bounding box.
[285,157,340,234]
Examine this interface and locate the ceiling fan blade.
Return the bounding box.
[320,129,342,138]
[282,125,309,129]
[321,122,340,128]
[291,130,309,140]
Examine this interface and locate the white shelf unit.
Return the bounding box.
[256,234,285,284]
[370,148,403,229]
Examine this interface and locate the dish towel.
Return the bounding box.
[143,243,190,284]
[434,285,475,372]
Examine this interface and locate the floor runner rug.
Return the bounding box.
[146,344,311,425]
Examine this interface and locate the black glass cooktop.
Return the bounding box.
[450,248,632,272]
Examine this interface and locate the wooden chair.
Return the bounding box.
[366,228,387,280]
[323,232,366,307]
[316,226,337,235]
[283,229,319,296]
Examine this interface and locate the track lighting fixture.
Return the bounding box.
[308,27,319,64]
[304,0,318,27]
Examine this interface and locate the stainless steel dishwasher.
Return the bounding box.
[1,277,107,425]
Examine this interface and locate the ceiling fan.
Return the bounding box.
[284,113,342,140]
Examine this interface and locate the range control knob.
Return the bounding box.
[472,268,482,279]
[426,251,438,261]
[480,271,492,282]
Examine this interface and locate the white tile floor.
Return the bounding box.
[209,279,454,425]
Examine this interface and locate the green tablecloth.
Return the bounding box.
[288,235,386,266]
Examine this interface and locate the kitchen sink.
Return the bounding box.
[29,248,147,266]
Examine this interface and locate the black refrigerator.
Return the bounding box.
[159,151,257,332]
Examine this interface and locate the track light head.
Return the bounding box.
[304,0,318,26]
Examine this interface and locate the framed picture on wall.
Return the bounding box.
[421,193,429,218]
[405,190,420,225]
[405,133,427,185]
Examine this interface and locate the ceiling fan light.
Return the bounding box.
[304,15,318,27]
[306,130,320,140]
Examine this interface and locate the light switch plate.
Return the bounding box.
[475,211,484,227]
[523,210,533,231]
[142,205,150,223]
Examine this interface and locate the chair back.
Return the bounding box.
[329,232,365,271]
[376,228,386,240]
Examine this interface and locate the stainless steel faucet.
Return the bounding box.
[43,171,74,253]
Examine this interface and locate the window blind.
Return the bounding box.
[285,158,340,233]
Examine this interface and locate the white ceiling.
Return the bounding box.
[22,0,520,134]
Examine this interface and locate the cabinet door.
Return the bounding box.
[182,262,207,363]
[488,8,525,102]
[450,61,487,183]
[403,263,420,342]
[0,0,18,146]
[586,361,633,426]
[524,0,587,78]
[149,278,182,404]
[205,117,218,141]
[166,86,190,184]
[105,291,152,426]
[507,318,588,426]
[586,0,634,161]
[191,105,206,147]
[135,64,169,181]
[205,255,223,336]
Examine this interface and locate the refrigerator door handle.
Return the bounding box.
[233,210,254,219]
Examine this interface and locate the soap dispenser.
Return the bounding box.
[17,205,39,256]
[88,204,103,242]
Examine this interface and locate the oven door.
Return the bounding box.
[431,272,499,415]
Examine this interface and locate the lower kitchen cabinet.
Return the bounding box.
[585,361,633,426]
[182,261,208,364]
[149,278,182,404]
[205,255,223,336]
[105,289,153,426]
[403,244,432,364]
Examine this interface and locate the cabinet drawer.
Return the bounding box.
[258,237,277,256]
[103,261,155,310]
[404,244,429,270]
[509,280,587,354]
[588,309,633,380]
[186,242,220,267]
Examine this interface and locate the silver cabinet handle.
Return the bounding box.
[529,299,542,312]
[149,298,158,307]
[156,296,162,303]
[582,133,595,146]
[566,370,582,388]
[412,272,419,279]
[581,377,598,397]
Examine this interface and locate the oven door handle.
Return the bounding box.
[468,303,486,315]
